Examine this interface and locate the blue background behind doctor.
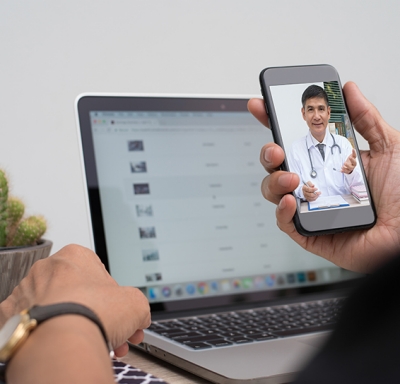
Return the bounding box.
[287,85,364,202]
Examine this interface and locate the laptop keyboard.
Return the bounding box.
[148,298,344,350]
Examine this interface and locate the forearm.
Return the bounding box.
[7,315,114,384]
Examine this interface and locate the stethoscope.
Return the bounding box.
[307,133,341,178]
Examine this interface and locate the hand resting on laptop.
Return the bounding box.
[0,244,151,383]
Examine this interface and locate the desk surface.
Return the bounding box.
[120,347,212,384]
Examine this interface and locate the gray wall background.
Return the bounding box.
[1,1,399,253]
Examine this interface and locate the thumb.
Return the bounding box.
[343,81,395,154]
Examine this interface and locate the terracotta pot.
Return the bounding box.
[0,239,52,302]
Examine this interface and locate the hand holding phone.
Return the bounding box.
[251,68,400,273]
[253,70,400,272]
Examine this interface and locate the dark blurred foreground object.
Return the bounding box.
[294,254,400,384]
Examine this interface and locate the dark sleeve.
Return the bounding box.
[293,254,400,384]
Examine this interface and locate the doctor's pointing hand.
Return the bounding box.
[287,85,363,202]
[341,148,357,174]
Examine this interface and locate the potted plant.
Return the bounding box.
[0,169,52,302]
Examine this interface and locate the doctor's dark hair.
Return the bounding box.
[301,85,329,107]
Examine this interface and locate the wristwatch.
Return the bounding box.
[0,303,112,366]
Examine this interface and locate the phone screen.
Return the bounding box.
[260,65,376,236]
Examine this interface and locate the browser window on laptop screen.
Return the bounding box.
[85,103,357,308]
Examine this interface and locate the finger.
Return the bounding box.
[306,189,320,201]
[113,342,129,357]
[261,171,300,205]
[304,182,318,194]
[351,148,357,158]
[346,153,356,165]
[307,193,319,202]
[303,185,314,196]
[248,98,270,128]
[127,329,145,345]
[260,142,285,174]
[276,194,298,234]
[344,158,356,170]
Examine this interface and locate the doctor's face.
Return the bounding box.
[301,97,331,142]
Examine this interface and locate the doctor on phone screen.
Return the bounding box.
[287,85,364,202]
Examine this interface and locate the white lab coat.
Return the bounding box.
[287,129,364,199]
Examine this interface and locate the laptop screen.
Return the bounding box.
[76,95,359,316]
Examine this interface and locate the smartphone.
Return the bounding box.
[259,64,376,236]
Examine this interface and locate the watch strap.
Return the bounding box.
[28,303,111,354]
[0,303,112,381]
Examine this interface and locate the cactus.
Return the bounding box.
[6,197,25,243]
[0,169,47,247]
[9,216,47,246]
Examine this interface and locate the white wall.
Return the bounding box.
[1,0,399,253]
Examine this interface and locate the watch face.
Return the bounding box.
[0,313,36,363]
[0,315,22,350]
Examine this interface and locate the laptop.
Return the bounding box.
[75,94,362,383]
